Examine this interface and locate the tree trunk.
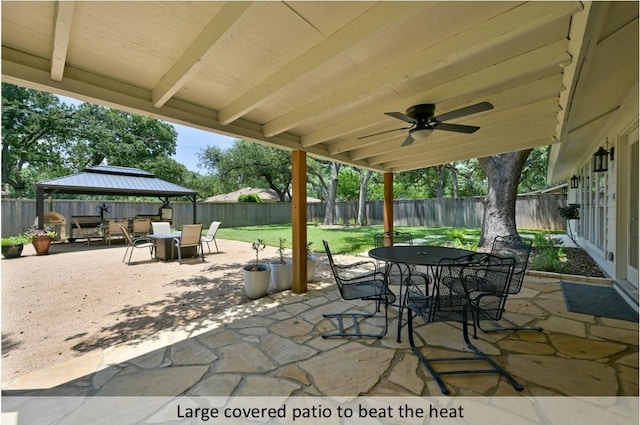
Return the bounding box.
[323,162,341,225]
[477,149,532,248]
[357,170,374,225]
[435,165,445,198]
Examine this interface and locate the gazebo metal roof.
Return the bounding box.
[34,166,197,228]
[35,165,198,197]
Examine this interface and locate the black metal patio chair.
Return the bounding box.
[322,240,396,339]
[477,234,543,334]
[405,252,523,394]
[373,230,430,341]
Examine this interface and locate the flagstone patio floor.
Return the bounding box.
[3,270,637,397]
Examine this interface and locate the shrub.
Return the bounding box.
[238,193,262,203]
[531,233,567,273]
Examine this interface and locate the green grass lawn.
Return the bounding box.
[216,224,560,255]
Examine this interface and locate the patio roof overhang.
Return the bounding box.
[3,0,625,174]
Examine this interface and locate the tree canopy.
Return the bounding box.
[1,83,181,197]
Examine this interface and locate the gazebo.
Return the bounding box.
[34,165,198,229]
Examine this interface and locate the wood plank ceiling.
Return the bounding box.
[2,1,635,176]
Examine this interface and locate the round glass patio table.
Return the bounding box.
[368,245,475,342]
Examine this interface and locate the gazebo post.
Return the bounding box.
[192,196,197,224]
[36,186,45,229]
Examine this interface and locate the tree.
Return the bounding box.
[477,149,533,248]
[518,146,549,193]
[70,103,177,169]
[199,140,292,201]
[357,169,375,225]
[1,84,180,197]
[1,84,75,194]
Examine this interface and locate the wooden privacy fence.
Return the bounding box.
[1,194,567,237]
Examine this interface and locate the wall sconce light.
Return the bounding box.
[570,175,580,189]
[592,138,614,173]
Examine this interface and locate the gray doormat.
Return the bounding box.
[561,281,638,322]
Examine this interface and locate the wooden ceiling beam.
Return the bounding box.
[50,1,75,82]
[217,2,421,125]
[151,2,250,108]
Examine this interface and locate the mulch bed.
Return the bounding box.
[529,247,607,278]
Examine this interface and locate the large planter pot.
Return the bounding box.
[242,264,271,299]
[31,236,52,256]
[2,244,24,259]
[270,260,292,291]
[307,255,319,282]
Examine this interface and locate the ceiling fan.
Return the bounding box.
[359,101,493,147]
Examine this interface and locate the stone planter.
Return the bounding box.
[31,236,53,256]
[242,264,271,299]
[270,260,292,291]
[1,244,24,259]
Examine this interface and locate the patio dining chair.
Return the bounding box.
[119,224,155,265]
[373,231,430,338]
[321,240,396,339]
[132,218,151,237]
[477,234,543,334]
[405,253,523,394]
[151,221,171,235]
[107,219,128,245]
[173,224,205,264]
[201,221,221,253]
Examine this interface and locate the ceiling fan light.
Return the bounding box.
[411,128,432,140]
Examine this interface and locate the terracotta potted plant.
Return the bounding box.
[242,239,271,298]
[1,235,29,259]
[25,226,56,256]
[270,238,292,291]
[307,241,319,282]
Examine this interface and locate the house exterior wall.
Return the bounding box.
[567,88,639,302]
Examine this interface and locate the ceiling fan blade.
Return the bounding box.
[401,134,415,147]
[385,111,417,124]
[357,126,412,140]
[434,122,480,134]
[433,101,493,122]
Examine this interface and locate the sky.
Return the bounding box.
[57,95,236,172]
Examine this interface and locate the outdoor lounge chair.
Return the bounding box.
[72,219,97,246]
[477,234,543,334]
[201,221,221,253]
[405,253,523,394]
[173,224,205,264]
[322,240,396,339]
[119,224,155,265]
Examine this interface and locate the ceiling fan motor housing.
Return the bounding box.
[407,104,437,128]
[406,104,436,118]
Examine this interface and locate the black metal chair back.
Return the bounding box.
[405,252,522,394]
[321,240,395,338]
[490,235,532,294]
